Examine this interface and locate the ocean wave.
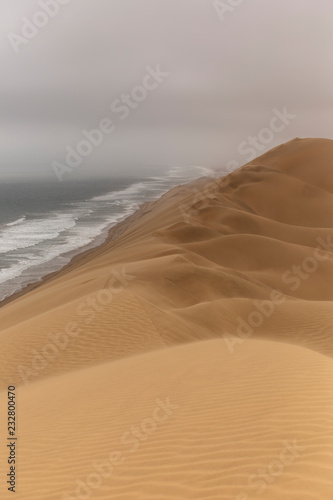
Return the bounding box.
[91,182,148,202]
[0,213,78,254]
[6,216,27,227]
[0,165,213,299]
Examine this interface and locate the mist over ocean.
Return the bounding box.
[0,166,212,301]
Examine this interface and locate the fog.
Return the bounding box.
[0,0,332,181]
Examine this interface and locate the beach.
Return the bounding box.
[1,137,333,499]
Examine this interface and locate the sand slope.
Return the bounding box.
[1,340,333,499]
[1,138,333,498]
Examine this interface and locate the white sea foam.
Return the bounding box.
[0,166,213,300]
[6,216,27,227]
[0,213,78,254]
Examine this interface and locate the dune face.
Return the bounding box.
[1,138,333,499]
[1,340,333,500]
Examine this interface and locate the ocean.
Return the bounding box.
[0,166,212,302]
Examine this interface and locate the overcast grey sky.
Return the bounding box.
[0,0,332,181]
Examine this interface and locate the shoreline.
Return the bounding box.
[0,199,154,310]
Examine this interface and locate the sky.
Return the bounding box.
[0,0,332,181]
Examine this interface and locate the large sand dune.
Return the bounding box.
[1,138,333,498]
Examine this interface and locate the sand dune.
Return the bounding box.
[1,138,333,498]
[1,340,333,499]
